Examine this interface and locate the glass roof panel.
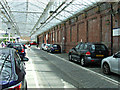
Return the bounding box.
[1,0,101,38]
[34,0,101,37]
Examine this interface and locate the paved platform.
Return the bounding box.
[25,46,75,89]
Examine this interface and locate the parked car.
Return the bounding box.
[47,44,53,52]
[6,43,26,60]
[42,44,51,51]
[49,44,61,53]
[41,43,46,50]
[68,42,109,66]
[20,43,27,49]
[30,41,37,45]
[101,51,120,75]
[0,48,28,89]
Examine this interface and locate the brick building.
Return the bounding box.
[37,2,120,54]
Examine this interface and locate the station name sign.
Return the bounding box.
[113,28,120,36]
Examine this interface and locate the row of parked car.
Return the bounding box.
[68,42,120,75]
[40,42,120,75]
[41,43,61,53]
[0,43,29,89]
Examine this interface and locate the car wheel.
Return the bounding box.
[80,57,86,66]
[50,50,52,53]
[69,54,72,61]
[25,82,27,90]
[103,63,111,75]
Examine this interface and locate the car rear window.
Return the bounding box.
[91,44,106,51]
[0,53,12,84]
[13,44,21,48]
[53,45,60,48]
[46,44,50,46]
[0,50,18,85]
[53,45,57,47]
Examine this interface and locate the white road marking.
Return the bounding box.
[48,53,120,86]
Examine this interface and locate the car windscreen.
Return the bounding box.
[46,44,51,47]
[91,44,107,51]
[13,44,21,48]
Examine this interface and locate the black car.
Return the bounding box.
[7,43,26,59]
[0,48,28,89]
[49,44,61,53]
[68,42,109,66]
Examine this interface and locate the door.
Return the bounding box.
[110,52,120,74]
[72,44,80,61]
[76,43,84,61]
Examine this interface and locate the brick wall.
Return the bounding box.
[37,2,120,54]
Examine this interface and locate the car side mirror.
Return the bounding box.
[72,47,75,50]
[72,47,76,51]
[113,54,118,58]
[22,57,29,61]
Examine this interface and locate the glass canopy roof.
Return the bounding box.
[0,0,102,39]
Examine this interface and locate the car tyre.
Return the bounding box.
[25,82,27,90]
[80,57,86,66]
[103,63,111,75]
[69,54,73,61]
[50,50,52,53]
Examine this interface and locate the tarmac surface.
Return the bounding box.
[25,46,120,89]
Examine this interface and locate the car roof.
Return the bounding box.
[53,44,60,45]
[0,48,15,61]
[9,43,23,45]
[78,42,104,45]
[0,48,18,85]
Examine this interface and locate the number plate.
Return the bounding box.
[55,50,59,51]
[96,55,104,57]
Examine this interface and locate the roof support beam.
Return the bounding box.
[31,0,76,36]
[10,11,43,14]
[0,0,21,36]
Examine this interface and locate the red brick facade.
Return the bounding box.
[37,2,120,54]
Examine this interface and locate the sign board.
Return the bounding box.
[113,28,120,36]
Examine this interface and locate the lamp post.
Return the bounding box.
[110,3,113,55]
[7,21,11,42]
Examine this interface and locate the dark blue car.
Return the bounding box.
[0,48,28,89]
[7,43,26,60]
[49,44,61,53]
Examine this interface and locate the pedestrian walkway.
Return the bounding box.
[25,46,75,88]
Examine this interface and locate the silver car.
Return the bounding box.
[101,51,120,75]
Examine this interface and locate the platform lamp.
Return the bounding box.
[109,2,114,55]
[7,21,11,42]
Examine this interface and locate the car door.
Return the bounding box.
[71,44,80,60]
[74,44,81,61]
[110,52,120,74]
[74,43,84,62]
[78,43,85,58]
[14,52,26,75]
